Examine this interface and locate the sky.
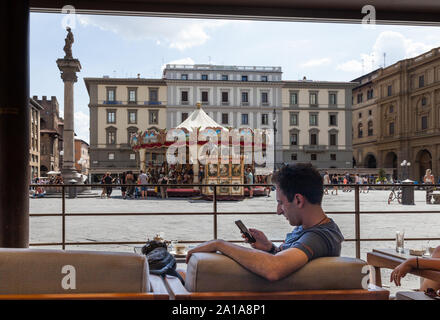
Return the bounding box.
[30,12,440,144]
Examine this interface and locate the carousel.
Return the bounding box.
[130,102,270,199]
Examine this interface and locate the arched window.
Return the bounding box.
[358,123,363,138]
[367,121,373,136]
[127,126,138,144]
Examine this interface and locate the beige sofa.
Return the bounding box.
[0,248,168,299]
[165,252,389,300]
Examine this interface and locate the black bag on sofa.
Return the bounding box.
[141,240,184,284]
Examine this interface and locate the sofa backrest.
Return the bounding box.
[0,248,149,294]
[185,253,367,292]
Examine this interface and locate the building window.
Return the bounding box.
[329,93,337,105]
[419,75,425,88]
[181,91,188,103]
[291,153,297,161]
[241,92,249,103]
[201,74,208,80]
[368,110,372,116]
[128,110,137,124]
[241,113,249,125]
[389,105,394,113]
[310,133,317,145]
[290,132,298,146]
[329,133,337,146]
[358,112,362,119]
[107,131,116,145]
[127,127,138,144]
[107,88,115,102]
[358,123,363,138]
[329,114,337,126]
[149,110,158,124]
[221,75,228,81]
[181,74,188,80]
[201,91,209,103]
[128,89,136,103]
[421,116,428,130]
[261,113,269,125]
[290,112,298,126]
[182,113,188,122]
[330,154,336,161]
[108,153,115,160]
[389,122,395,135]
[309,92,318,106]
[357,93,363,103]
[107,110,116,124]
[422,97,427,106]
[309,113,318,126]
[311,154,317,161]
[261,92,268,104]
[149,88,158,102]
[261,75,268,82]
[221,92,229,103]
[241,75,248,81]
[367,89,374,100]
[222,113,229,124]
[290,92,298,106]
[368,121,373,136]
[130,153,136,160]
[387,85,392,96]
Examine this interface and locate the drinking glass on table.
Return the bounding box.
[424,241,432,257]
[396,231,405,253]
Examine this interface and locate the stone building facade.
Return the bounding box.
[29,98,43,179]
[74,138,90,176]
[84,77,167,181]
[163,64,284,164]
[352,47,440,181]
[281,80,356,168]
[34,96,64,176]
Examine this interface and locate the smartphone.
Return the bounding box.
[235,220,256,243]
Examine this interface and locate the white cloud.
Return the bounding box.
[77,15,233,51]
[336,30,440,75]
[74,111,89,144]
[300,58,331,68]
[336,60,363,73]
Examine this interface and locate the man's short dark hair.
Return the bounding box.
[272,163,323,204]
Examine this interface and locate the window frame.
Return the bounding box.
[149,110,159,125]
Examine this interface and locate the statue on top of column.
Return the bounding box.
[63,27,74,59]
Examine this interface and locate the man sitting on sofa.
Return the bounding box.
[185,163,344,281]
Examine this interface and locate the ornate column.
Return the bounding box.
[56,28,81,180]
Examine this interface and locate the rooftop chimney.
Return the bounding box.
[303,76,307,80]
[137,73,140,79]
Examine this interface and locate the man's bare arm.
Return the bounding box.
[187,240,308,281]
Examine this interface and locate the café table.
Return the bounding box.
[367,248,440,288]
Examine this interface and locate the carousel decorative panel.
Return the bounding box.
[231,178,243,195]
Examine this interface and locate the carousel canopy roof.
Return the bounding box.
[176,105,226,131]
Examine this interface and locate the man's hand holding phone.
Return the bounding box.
[243,228,273,251]
[236,220,273,252]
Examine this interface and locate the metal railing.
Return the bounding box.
[28,183,440,258]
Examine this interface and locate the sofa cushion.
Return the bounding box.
[0,248,149,294]
[185,252,367,292]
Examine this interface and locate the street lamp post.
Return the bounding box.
[272,109,277,170]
